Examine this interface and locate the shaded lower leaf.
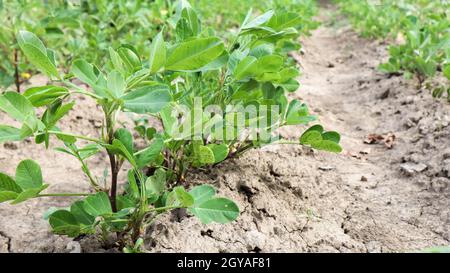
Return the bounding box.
[206,144,229,163]
[197,145,215,164]
[145,168,166,197]
[116,195,136,211]
[114,128,134,154]
[70,200,95,225]
[49,210,81,237]
[104,139,137,167]
[135,137,164,168]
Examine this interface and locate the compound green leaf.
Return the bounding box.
[166,186,194,207]
[107,70,125,98]
[300,125,342,153]
[23,85,69,107]
[49,210,81,237]
[72,60,110,98]
[15,159,43,190]
[197,145,215,164]
[17,31,59,78]
[109,47,127,76]
[267,12,302,31]
[70,200,95,226]
[279,78,300,92]
[443,64,450,80]
[206,144,229,163]
[145,168,166,196]
[234,56,258,80]
[135,136,164,168]
[189,184,216,206]
[242,10,274,30]
[312,140,342,153]
[0,173,22,193]
[82,192,112,217]
[114,128,134,155]
[166,37,225,71]
[11,184,48,204]
[0,125,21,143]
[20,115,42,139]
[122,84,171,114]
[104,139,137,168]
[149,31,166,73]
[189,197,239,224]
[0,91,34,122]
[181,7,201,36]
[285,100,315,125]
[0,191,19,203]
[322,131,341,143]
[118,47,141,73]
[42,101,75,129]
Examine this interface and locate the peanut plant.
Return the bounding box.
[0,2,341,251]
[336,0,450,99]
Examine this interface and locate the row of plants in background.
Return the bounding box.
[193,0,319,39]
[0,0,320,93]
[336,0,450,100]
[0,1,341,252]
[0,0,48,91]
[0,0,172,91]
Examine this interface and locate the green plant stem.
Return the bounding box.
[233,144,254,157]
[63,80,102,100]
[276,140,300,145]
[148,205,183,213]
[128,168,149,242]
[38,193,92,197]
[104,107,119,213]
[126,71,151,91]
[14,48,20,93]
[47,130,101,143]
[76,153,103,191]
[109,219,130,223]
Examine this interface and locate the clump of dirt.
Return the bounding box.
[0,2,449,253]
